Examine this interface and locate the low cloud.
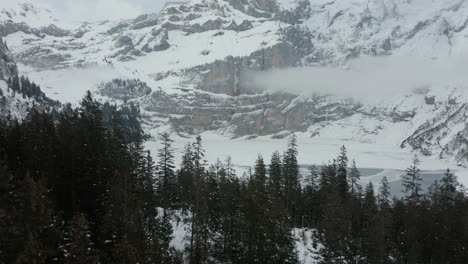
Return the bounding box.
[60,0,145,22]
[246,56,468,102]
[36,0,167,23]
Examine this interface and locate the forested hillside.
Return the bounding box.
[1,92,467,263]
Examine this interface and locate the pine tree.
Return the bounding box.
[143,150,158,222]
[245,155,299,264]
[397,155,425,263]
[319,160,337,191]
[374,177,393,263]
[1,168,61,263]
[100,171,146,264]
[225,156,236,181]
[306,165,319,192]
[402,155,423,203]
[302,165,320,227]
[282,135,301,224]
[253,155,267,192]
[11,74,20,92]
[378,176,391,209]
[245,155,270,262]
[348,160,361,196]
[439,168,457,204]
[215,156,244,263]
[75,92,110,223]
[187,136,209,264]
[152,215,177,264]
[362,181,380,263]
[157,132,176,217]
[268,151,283,197]
[336,145,349,197]
[62,214,97,264]
[177,143,195,208]
[363,182,377,225]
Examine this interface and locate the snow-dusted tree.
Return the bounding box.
[62,214,97,264]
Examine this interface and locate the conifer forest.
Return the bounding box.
[1,93,467,264]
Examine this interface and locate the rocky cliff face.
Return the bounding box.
[402,99,468,166]
[0,36,17,80]
[127,90,360,137]
[2,0,468,165]
[0,36,57,117]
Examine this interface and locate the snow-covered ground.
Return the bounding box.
[294,228,322,264]
[145,130,468,192]
[166,210,323,263]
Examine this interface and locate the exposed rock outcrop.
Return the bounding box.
[0,37,17,80]
[402,103,468,165]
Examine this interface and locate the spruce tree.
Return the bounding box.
[245,155,269,262]
[306,165,319,192]
[336,145,349,197]
[245,155,299,264]
[61,214,97,264]
[2,169,61,263]
[302,165,320,227]
[268,151,283,197]
[363,182,377,224]
[375,177,393,262]
[362,181,380,263]
[439,168,457,204]
[216,157,244,263]
[100,170,147,264]
[282,135,301,224]
[348,159,360,196]
[188,136,209,264]
[319,160,337,191]
[152,215,177,264]
[402,155,423,203]
[177,143,195,208]
[378,176,391,209]
[225,156,236,181]
[157,132,176,217]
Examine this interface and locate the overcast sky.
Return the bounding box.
[37,0,167,22]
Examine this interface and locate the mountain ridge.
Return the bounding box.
[1,0,467,166]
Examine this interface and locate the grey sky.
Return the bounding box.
[37,0,167,22]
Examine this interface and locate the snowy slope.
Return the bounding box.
[0,35,58,118]
[0,1,59,27]
[1,0,468,178]
[303,0,468,61]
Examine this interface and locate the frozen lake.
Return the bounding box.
[146,131,468,192]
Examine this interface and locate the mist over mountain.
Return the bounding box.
[1,0,468,167]
[248,55,468,101]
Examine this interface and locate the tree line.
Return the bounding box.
[4,74,60,107]
[1,92,467,263]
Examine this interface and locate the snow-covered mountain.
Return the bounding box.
[0,36,17,80]
[1,0,468,168]
[1,35,58,117]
